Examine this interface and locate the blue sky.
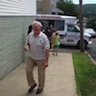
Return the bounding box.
[72,0,96,4]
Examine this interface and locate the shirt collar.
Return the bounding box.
[32,31,42,37]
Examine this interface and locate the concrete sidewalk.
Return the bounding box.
[0,52,77,96]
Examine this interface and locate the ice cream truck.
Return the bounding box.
[35,14,92,48]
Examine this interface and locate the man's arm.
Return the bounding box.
[44,49,50,67]
[24,35,30,52]
[27,25,32,35]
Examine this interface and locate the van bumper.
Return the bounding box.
[88,41,92,45]
[87,41,92,47]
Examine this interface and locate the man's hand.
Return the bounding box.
[44,62,48,67]
[24,45,29,52]
[44,49,50,68]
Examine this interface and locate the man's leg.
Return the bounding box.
[26,56,36,87]
[36,60,45,89]
[35,60,45,94]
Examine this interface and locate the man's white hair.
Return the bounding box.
[32,21,42,28]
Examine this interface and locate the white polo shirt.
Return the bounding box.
[26,31,50,60]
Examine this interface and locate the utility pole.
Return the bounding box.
[79,0,84,52]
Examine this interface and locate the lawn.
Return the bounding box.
[72,51,96,96]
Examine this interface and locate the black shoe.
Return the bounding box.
[36,88,43,94]
[28,83,37,93]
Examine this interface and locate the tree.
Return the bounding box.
[57,0,79,16]
[79,0,84,52]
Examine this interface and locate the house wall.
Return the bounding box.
[0,0,36,79]
[37,0,61,14]
[37,0,51,14]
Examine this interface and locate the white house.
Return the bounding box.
[0,0,36,16]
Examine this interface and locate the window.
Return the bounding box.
[36,19,65,31]
[54,20,64,31]
[67,24,79,32]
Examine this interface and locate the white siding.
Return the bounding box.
[0,0,36,16]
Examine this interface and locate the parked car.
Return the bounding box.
[84,28,96,38]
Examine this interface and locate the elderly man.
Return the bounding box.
[24,21,50,94]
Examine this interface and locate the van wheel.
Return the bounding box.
[77,40,88,49]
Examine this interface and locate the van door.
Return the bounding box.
[61,24,80,46]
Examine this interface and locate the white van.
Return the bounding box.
[36,14,92,48]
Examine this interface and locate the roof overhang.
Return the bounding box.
[51,7,64,14]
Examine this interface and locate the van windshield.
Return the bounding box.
[36,19,65,31]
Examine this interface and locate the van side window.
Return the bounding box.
[67,24,79,32]
[54,20,65,31]
[36,19,64,31]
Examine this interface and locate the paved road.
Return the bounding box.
[59,38,96,61]
[87,38,96,61]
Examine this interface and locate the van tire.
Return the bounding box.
[77,40,88,49]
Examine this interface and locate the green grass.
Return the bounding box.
[72,51,96,96]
